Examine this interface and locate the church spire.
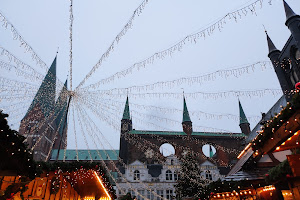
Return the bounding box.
[283,0,298,22]
[182,96,191,123]
[182,96,193,136]
[239,100,249,125]
[122,96,130,120]
[24,56,57,119]
[238,100,251,136]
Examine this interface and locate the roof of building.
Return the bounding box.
[239,100,249,124]
[283,0,298,21]
[23,56,57,119]
[182,97,191,122]
[122,97,130,120]
[225,169,268,181]
[129,130,246,137]
[50,149,119,161]
[266,32,280,54]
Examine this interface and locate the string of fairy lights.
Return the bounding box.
[77,0,271,90]
[78,93,260,127]
[78,61,273,92]
[76,0,151,89]
[0,0,293,198]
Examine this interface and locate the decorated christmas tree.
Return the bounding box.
[175,150,205,199]
[0,110,36,178]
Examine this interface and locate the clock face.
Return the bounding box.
[122,123,128,131]
[295,49,300,61]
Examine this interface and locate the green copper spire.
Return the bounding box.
[122,97,130,120]
[55,79,69,135]
[239,100,249,124]
[24,56,57,119]
[182,97,191,122]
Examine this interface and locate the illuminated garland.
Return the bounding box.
[71,102,79,161]
[0,59,42,82]
[0,47,43,79]
[77,0,150,88]
[78,0,270,90]
[80,96,261,123]
[69,0,73,90]
[80,61,272,92]
[82,88,281,101]
[252,92,300,152]
[79,94,248,135]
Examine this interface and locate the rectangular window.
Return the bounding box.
[137,190,144,200]
[128,189,135,198]
[156,190,164,200]
[147,189,154,200]
[166,190,173,200]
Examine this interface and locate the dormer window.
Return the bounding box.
[133,170,140,180]
[166,170,172,180]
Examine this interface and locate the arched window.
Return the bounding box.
[134,170,140,180]
[174,171,179,181]
[205,170,212,181]
[166,170,173,181]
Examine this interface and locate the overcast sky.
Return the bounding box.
[1,0,300,150]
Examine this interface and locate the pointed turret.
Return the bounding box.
[23,56,57,119]
[283,0,298,22]
[266,32,291,95]
[119,96,132,164]
[239,100,249,125]
[266,32,280,55]
[238,100,250,136]
[122,96,130,120]
[283,1,300,50]
[182,97,191,123]
[182,96,193,136]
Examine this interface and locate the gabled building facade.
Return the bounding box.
[119,95,250,180]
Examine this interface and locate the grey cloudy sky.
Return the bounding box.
[1,0,300,150]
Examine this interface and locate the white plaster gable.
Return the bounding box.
[258,154,273,163]
[129,160,146,167]
[273,150,292,162]
[200,160,215,166]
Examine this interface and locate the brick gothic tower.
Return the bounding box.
[19,56,57,161]
[267,1,300,99]
[182,96,193,136]
[238,100,251,136]
[119,97,132,164]
[19,56,69,161]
